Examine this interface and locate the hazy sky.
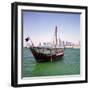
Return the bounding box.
[22,11,80,46]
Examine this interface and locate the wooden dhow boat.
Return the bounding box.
[25,26,64,62]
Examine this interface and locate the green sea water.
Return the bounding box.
[22,48,80,77]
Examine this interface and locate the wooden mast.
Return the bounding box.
[55,26,58,48]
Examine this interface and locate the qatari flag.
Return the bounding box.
[25,37,29,42]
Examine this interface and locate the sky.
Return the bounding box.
[22,11,80,46]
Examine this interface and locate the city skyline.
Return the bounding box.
[22,11,80,46]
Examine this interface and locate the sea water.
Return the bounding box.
[22,48,80,77]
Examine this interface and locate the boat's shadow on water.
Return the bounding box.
[30,57,65,77]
